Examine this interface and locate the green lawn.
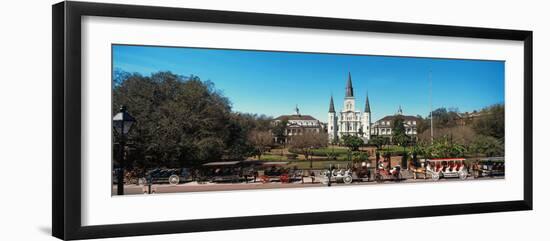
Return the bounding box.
[258,153,288,161]
[309,147,350,155]
[259,145,380,163]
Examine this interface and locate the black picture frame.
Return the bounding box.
[52,1,533,240]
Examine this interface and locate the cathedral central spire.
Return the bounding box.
[345,72,354,97]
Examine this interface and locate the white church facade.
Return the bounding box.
[327,73,371,143]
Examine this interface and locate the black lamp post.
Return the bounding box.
[113,105,135,195]
[327,164,333,187]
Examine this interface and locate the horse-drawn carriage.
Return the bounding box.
[320,163,370,184]
[471,157,505,178]
[199,161,247,183]
[409,159,427,180]
[375,164,403,182]
[425,158,468,181]
[320,168,353,184]
[257,162,303,183]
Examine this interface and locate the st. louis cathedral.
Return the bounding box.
[327,73,371,143]
[327,72,420,144]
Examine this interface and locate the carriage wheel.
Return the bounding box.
[459,171,468,180]
[396,172,403,182]
[320,173,330,184]
[343,175,353,184]
[431,172,440,181]
[280,174,289,183]
[260,175,270,184]
[168,175,180,185]
[375,173,384,183]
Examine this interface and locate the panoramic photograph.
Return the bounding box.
[111,44,505,196]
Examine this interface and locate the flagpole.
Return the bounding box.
[429,70,434,144]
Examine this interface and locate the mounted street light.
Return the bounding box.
[113,105,135,195]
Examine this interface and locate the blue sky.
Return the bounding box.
[113,45,504,122]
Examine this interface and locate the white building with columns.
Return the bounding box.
[327,73,371,143]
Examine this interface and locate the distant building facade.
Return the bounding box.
[371,106,421,140]
[273,106,325,143]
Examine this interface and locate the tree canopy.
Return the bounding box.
[341,135,364,151]
[113,71,269,168]
[415,104,504,158]
[391,116,410,146]
[368,136,389,149]
[248,130,273,160]
[290,131,328,160]
[472,104,505,140]
[418,136,466,158]
[271,118,288,144]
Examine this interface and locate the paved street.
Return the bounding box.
[112,176,504,195]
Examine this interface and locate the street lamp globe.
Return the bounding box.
[113,106,135,135]
[112,105,135,196]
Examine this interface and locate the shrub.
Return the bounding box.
[286,153,298,160]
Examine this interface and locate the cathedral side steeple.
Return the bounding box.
[329,95,335,113]
[327,95,338,143]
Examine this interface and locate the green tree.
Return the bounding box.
[431,107,461,128]
[342,135,364,152]
[472,104,505,140]
[353,151,369,162]
[468,135,504,157]
[271,118,288,144]
[247,130,273,160]
[391,116,410,146]
[416,115,431,134]
[340,135,363,162]
[423,136,466,158]
[290,131,328,168]
[369,135,388,149]
[112,71,260,167]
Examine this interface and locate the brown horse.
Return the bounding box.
[408,160,427,179]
